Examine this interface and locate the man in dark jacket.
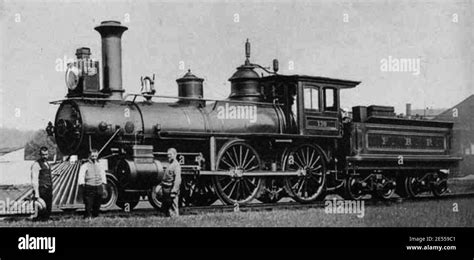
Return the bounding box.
[30,146,53,221]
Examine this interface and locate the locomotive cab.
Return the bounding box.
[260,75,360,136]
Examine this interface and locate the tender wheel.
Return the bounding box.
[257,178,285,203]
[180,176,218,207]
[431,173,448,197]
[405,176,421,198]
[148,185,162,210]
[343,176,364,200]
[116,192,140,211]
[395,176,410,198]
[374,177,396,200]
[283,144,326,203]
[212,140,263,205]
[101,175,119,210]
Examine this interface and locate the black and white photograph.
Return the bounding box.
[0,0,473,256]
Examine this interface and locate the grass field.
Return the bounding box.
[1,197,472,227]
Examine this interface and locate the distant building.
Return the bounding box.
[435,95,474,177]
[410,108,447,120]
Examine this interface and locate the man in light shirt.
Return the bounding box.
[78,149,107,219]
[160,148,182,217]
[30,146,53,221]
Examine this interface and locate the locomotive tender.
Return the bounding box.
[47,21,461,210]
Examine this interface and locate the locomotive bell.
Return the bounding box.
[228,39,261,102]
[176,69,204,106]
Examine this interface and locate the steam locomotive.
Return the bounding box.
[47,21,461,210]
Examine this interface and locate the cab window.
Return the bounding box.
[324,88,337,111]
[304,86,319,110]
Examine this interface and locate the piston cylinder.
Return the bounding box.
[115,159,164,190]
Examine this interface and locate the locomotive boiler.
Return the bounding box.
[47,21,461,210]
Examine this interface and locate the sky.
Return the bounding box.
[0,0,472,130]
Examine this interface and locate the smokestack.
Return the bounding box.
[94,21,128,99]
[406,103,411,118]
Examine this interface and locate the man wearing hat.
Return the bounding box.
[160,148,182,217]
[30,146,53,221]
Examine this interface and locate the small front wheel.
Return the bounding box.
[148,185,163,210]
[101,175,119,210]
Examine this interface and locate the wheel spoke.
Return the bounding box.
[306,147,311,166]
[303,180,309,198]
[239,146,243,168]
[220,158,233,169]
[225,151,238,167]
[297,178,306,195]
[294,162,304,169]
[245,165,259,172]
[310,155,321,168]
[308,149,315,167]
[293,178,303,191]
[243,155,256,170]
[308,174,322,184]
[235,181,242,200]
[228,181,238,199]
[222,178,234,192]
[244,177,256,189]
[300,149,306,165]
[242,148,249,169]
[296,152,305,167]
[241,180,252,199]
[232,147,240,167]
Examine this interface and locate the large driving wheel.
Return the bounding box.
[283,144,326,203]
[212,140,263,205]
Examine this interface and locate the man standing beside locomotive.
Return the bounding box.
[160,148,182,217]
[78,149,107,219]
[30,146,53,221]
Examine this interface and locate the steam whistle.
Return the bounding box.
[245,39,251,65]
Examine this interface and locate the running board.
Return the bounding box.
[196,170,303,177]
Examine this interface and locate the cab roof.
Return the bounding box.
[261,74,361,89]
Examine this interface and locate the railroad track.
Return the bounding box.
[181,192,474,215]
[34,191,474,220]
